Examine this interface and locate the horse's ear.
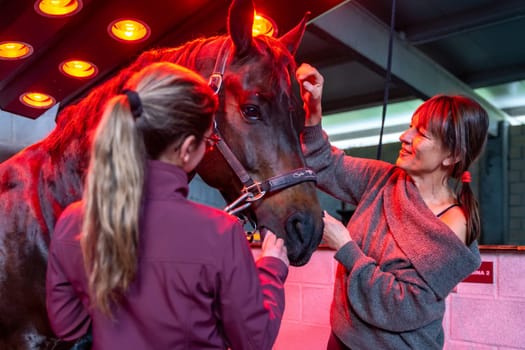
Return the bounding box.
[279,12,310,55]
[228,0,255,57]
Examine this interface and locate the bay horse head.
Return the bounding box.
[196,0,324,266]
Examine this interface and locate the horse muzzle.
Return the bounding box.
[284,210,324,266]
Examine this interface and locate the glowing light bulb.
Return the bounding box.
[108,19,150,42]
[20,92,56,108]
[253,12,277,37]
[0,41,33,60]
[35,0,82,17]
[60,59,98,78]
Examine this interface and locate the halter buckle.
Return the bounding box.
[243,182,266,202]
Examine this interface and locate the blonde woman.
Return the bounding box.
[46,62,289,349]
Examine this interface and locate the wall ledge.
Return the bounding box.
[479,245,525,252]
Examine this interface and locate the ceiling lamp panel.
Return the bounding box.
[59,59,98,79]
[35,0,83,17]
[108,19,151,43]
[0,41,34,60]
[19,92,56,109]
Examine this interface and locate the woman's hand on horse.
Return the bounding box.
[261,230,289,266]
[296,63,324,127]
[322,211,352,251]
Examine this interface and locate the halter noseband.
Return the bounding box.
[207,39,317,217]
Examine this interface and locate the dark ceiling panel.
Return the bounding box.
[0,0,347,119]
[0,0,221,118]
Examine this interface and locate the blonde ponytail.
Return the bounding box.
[82,96,145,315]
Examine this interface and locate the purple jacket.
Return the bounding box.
[46,160,288,350]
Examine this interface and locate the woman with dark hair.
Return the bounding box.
[296,63,488,350]
[46,62,289,349]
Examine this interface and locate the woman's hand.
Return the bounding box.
[261,230,289,266]
[296,63,324,127]
[322,211,352,251]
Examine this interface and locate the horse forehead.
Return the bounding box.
[234,42,292,78]
[235,55,285,76]
[231,61,292,96]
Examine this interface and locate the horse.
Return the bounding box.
[0,0,324,348]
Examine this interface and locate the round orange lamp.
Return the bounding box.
[20,92,56,109]
[0,41,33,60]
[59,59,98,78]
[108,19,150,43]
[253,12,277,37]
[35,0,82,17]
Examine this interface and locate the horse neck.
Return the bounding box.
[0,140,84,242]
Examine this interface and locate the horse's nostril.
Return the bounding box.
[286,211,312,245]
[284,210,324,266]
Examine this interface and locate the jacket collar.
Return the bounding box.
[144,160,189,199]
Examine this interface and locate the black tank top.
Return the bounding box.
[436,203,460,217]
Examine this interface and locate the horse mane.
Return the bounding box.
[252,35,304,127]
[41,35,227,165]
[255,34,297,80]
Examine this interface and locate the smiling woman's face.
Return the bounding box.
[396,113,452,177]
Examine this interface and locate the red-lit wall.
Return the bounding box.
[251,248,525,349]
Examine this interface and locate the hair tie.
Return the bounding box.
[461,171,471,183]
[122,89,143,119]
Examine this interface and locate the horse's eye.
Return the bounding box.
[241,104,261,121]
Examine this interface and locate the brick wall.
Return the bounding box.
[509,124,525,244]
[251,248,525,350]
[445,252,525,349]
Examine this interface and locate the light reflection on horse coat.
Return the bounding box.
[0,0,323,348]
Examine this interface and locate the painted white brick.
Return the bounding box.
[449,296,525,348]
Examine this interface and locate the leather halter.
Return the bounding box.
[207,39,317,217]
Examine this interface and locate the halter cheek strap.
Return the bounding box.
[208,39,231,95]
